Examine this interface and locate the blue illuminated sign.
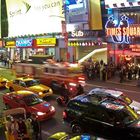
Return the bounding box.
[81,135,90,140]
[16,38,33,47]
[105,15,130,44]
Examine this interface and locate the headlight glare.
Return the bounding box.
[37,112,45,116]
[39,92,43,95]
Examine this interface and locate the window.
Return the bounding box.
[23,94,43,106]
[19,81,26,87]
[68,101,88,112]
[88,106,110,123]
[13,80,20,85]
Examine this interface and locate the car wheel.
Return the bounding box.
[5,104,11,109]
[9,87,14,92]
[71,124,83,133]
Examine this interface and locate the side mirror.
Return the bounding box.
[115,121,125,127]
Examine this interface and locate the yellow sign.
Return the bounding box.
[6,41,16,46]
[36,38,56,46]
[89,0,102,30]
[5,46,16,48]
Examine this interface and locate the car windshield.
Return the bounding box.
[120,94,132,105]
[118,105,139,125]
[23,94,43,106]
[24,80,40,87]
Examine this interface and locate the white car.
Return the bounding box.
[88,88,140,113]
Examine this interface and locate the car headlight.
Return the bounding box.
[50,106,55,112]
[37,112,46,116]
[137,111,140,115]
[39,92,43,95]
[49,89,53,92]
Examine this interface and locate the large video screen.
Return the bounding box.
[66,0,84,10]
[65,0,89,23]
[5,0,64,37]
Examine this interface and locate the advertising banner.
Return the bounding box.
[6,41,16,46]
[89,0,102,30]
[6,0,64,37]
[16,38,33,47]
[36,38,56,46]
[105,15,140,44]
[65,0,89,23]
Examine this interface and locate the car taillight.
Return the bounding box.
[78,77,85,80]
[78,77,85,84]
[63,111,67,119]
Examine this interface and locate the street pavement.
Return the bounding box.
[0,65,140,140]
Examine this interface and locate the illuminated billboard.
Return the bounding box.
[5,0,64,37]
[127,0,140,2]
[16,38,33,47]
[65,0,89,23]
[105,0,140,8]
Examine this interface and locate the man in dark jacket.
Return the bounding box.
[31,114,41,140]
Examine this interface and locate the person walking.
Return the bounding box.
[31,114,41,140]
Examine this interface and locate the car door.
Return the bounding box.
[81,105,106,133]
[12,80,24,91]
[51,80,61,93]
[7,95,20,108]
[99,109,128,138]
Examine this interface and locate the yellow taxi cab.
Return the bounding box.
[47,132,106,140]
[6,77,53,98]
[0,76,8,88]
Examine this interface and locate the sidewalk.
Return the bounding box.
[86,75,139,87]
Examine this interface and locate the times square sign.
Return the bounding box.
[105,15,140,44]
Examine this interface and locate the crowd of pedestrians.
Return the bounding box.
[5,114,41,140]
[82,59,140,84]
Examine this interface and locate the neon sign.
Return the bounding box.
[106,27,140,37]
[105,15,130,44]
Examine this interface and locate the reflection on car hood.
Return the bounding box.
[48,132,68,139]
[130,100,140,111]
[71,135,107,140]
[29,84,50,92]
[129,120,140,129]
[29,102,50,112]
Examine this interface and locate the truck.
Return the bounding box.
[13,61,85,95]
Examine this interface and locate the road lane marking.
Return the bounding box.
[86,83,140,94]
[41,130,51,136]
